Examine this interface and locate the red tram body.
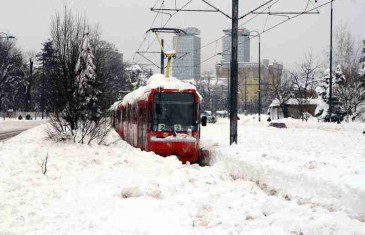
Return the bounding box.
[111,83,202,163]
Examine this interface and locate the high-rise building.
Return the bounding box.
[222,28,250,63]
[172,27,201,80]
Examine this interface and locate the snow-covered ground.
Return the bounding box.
[0,117,364,234]
[202,116,365,221]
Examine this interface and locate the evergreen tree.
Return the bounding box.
[36,40,58,114]
[0,39,26,113]
[75,32,102,122]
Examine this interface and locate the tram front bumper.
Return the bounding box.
[149,136,199,163]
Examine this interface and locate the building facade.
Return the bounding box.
[172,27,201,80]
[222,28,250,63]
[216,60,283,113]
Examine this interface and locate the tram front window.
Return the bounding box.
[153,93,197,132]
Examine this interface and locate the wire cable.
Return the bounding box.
[174,0,334,71]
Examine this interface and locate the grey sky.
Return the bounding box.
[1,0,364,72]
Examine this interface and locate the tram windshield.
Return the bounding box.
[153,93,198,132]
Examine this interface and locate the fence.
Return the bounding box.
[0,111,49,120]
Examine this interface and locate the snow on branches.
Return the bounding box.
[75,32,102,122]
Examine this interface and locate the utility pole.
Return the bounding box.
[230,0,238,145]
[41,53,45,119]
[258,34,261,122]
[328,0,333,121]
[161,39,165,74]
[244,74,247,113]
[27,58,33,113]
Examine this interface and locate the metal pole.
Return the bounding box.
[329,0,333,121]
[227,64,230,116]
[161,39,165,74]
[244,74,247,113]
[41,53,45,119]
[258,35,261,122]
[230,0,238,145]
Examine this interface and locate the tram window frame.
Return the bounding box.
[152,92,198,132]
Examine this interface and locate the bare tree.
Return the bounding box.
[290,52,321,121]
[270,68,293,118]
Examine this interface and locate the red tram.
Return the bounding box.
[111,76,203,163]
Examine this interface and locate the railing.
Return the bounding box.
[0,111,49,120]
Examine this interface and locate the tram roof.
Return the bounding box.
[108,100,122,111]
[121,74,201,106]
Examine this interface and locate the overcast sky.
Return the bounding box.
[1,0,364,72]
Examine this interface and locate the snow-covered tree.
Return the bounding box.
[333,27,365,121]
[75,32,102,122]
[47,7,110,144]
[0,38,26,113]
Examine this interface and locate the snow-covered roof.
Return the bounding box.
[269,98,319,107]
[126,64,142,72]
[120,74,201,106]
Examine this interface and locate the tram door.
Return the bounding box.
[138,108,147,150]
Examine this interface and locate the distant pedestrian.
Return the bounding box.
[18,115,23,120]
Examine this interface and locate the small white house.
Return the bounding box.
[268,98,319,120]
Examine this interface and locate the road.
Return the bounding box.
[0,129,29,141]
[0,120,47,142]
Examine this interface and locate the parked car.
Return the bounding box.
[202,111,217,123]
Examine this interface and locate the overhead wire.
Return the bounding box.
[131,0,164,63]
[137,0,327,73]
[175,0,333,71]
[173,0,281,65]
[134,0,194,66]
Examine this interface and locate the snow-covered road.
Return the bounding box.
[0,118,364,234]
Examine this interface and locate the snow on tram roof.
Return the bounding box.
[121,74,201,106]
[108,101,121,111]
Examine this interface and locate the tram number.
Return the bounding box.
[174,124,182,131]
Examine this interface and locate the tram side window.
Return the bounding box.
[119,109,123,124]
[132,105,137,124]
[122,108,126,122]
[116,110,121,125]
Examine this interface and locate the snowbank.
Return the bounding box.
[0,123,364,234]
[203,116,365,221]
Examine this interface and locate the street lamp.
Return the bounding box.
[246,30,261,122]
[329,0,334,121]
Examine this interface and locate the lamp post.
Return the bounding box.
[0,32,15,120]
[328,0,334,121]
